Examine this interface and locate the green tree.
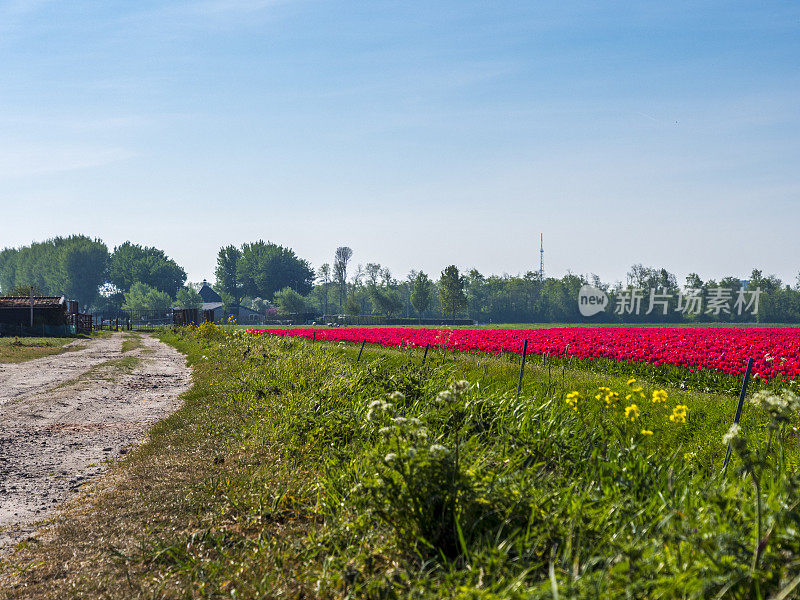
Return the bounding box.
[122,282,173,313]
[410,272,433,320]
[9,284,43,296]
[109,242,186,296]
[0,248,19,295]
[685,273,703,289]
[214,245,242,305]
[368,285,403,317]
[0,236,108,307]
[237,241,314,301]
[439,265,467,322]
[333,246,353,311]
[61,237,109,308]
[345,292,362,315]
[274,286,307,315]
[317,263,331,316]
[175,286,203,309]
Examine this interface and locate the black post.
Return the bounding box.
[313,330,316,341]
[356,339,366,362]
[421,343,430,365]
[723,357,755,474]
[516,339,529,398]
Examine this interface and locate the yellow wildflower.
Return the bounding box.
[565,391,581,412]
[627,378,637,386]
[652,389,668,404]
[669,405,688,423]
[624,404,640,421]
[641,429,653,436]
[595,387,619,407]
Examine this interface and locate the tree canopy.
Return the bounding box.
[235,241,314,301]
[175,286,203,309]
[109,242,186,297]
[411,271,433,318]
[274,286,308,315]
[0,235,109,308]
[122,282,173,313]
[214,245,242,305]
[439,265,467,321]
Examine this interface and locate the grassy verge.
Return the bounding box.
[0,337,75,363]
[0,330,113,364]
[2,325,799,598]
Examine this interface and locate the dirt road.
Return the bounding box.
[0,332,191,551]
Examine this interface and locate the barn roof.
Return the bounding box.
[198,280,223,303]
[0,296,66,308]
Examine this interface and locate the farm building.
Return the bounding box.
[0,296,70,335]
[234,305,264,324]
[198,280,224,322]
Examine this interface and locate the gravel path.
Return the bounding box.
[0,333,191,551]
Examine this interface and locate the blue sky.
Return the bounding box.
[1,1,798,286]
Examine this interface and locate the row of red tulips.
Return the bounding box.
[247,327,800,381]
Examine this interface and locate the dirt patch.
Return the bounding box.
[0,333,191,552]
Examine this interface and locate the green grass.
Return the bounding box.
[3,324,799,599]
[121,333,144,353]
[0,336,75,363]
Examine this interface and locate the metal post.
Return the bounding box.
[516,339,529,398]
[421,343,430,365]
[356,339,366,362]
[29,288,34,328]
[723,357,755,474]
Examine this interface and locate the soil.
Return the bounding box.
[0,332,191,552]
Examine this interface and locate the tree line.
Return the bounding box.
[3,236,800,323]
[0,236,194,314]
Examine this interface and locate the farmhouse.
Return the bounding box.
[196,280,267,324]
[198,280,225,322]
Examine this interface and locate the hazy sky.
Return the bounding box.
[1,1,798,286]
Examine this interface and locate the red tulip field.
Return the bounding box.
[249,326,800,382]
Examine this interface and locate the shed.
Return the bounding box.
[0,296,69,335]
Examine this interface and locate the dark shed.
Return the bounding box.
[0,296,68,326]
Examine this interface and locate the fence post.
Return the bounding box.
[516,339,529,398]
[357,339,366,362]
[722,358,755,474]
[421,343,430,365]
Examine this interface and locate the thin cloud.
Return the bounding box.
[0,144,135,180]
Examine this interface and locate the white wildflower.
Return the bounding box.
[429,444,449,458]
[453,380,470,392]
[436,391,454,404]
[388,391,406,402]
[722,423,741,445]
[384,453,398,463]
